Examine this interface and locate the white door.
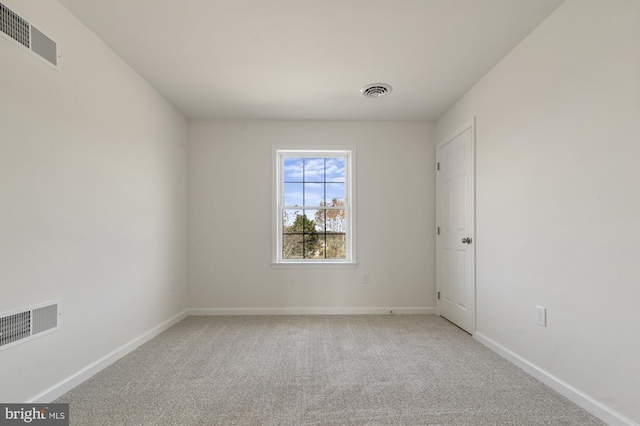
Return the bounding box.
[436,120,475,333]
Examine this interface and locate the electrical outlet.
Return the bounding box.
[362,273,370,284]
[536,306,546,327]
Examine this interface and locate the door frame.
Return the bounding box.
[436,117,476,334]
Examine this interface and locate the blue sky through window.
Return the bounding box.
[283,158,345,207]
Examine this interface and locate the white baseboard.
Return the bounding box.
[474,332,638,426]
[187,307,436,316]
[26,309,188,403]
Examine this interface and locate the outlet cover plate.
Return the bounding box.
[536,306,547,327]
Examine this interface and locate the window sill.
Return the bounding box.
[271,262,359,269]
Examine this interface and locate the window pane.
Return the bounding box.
[282,209,302,233]
[304,158,325,182]
[326,209,346,233]
[282,209,302,225]
[282,234,303,259]
[325,234,346,259]
[325,158,345,182]
[313,209,326,232]
[284,158,303,182]
[325,183,345,204]
[284,183,303,206]
[304,183,323,206]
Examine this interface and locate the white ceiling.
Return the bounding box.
[59,0,564,121]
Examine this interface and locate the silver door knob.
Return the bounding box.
[461,237,472,244]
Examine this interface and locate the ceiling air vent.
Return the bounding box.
[0,2,59,69]
[361,83,393,98]
[0,300,61,352]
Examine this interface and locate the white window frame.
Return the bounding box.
[272,146,357,268]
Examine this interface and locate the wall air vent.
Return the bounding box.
[0,3,29,48]
[30,25,57,66]
[0,300,61,352]
[0,2,59,69]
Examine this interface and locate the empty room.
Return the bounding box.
[1,0,638,425]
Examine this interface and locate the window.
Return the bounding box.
[272,146,356,267]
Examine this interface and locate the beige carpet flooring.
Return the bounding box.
[56,315,605,425]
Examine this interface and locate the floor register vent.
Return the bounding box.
[0,300,61,352]
[0,2,59,69]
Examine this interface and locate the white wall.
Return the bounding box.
[188,120,435,312]
[436,0,640,423]
[0,0,188,402]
